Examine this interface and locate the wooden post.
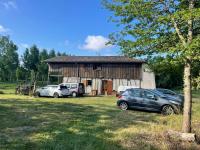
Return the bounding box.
[47,73,49,85]
[47,64,50,85]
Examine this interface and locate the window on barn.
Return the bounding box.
[93,64,102,70]
[87,80,92,86]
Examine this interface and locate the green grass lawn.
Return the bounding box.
[0,83,200,150]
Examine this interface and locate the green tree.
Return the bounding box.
[16,67,21,81]
[49,49,56,58]
[57,52,61,56]
[38,49,49,81]
[148,56,184,89]
[0,36,19,81]
[104,0,200,133]
[16,66,28,81]
[22,45,40,92]
[61,52,68,56]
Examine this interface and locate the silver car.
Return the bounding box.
[60,83,85,97]
[35,85,69,98]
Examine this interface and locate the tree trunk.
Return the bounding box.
[182,61,192,133]
[32,72,37,94]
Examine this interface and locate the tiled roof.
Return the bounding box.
[44,56,145,63]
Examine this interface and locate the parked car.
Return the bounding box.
[60,83,85,97]
[35,85,69,98]
[155,88,184,101]
[117,88,183,115]
[117,85,139,96]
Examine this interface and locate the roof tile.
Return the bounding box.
[44,56,145,63]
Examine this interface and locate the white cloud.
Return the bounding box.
[0,25,10,33]
[0,0,17,10]
[80,35,112,51]
[19,43,29,49]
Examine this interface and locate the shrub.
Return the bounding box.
[192,75,200,90]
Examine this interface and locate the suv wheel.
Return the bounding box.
[161,105,174,115]
[119,102,128,110]
[53,92,59,98]
[72,92,77,98]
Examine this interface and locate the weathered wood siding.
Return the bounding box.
[49,63,142,80]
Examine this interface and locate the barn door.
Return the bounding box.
[101,80,113,95]
[107,80,113,95]
[101,80,107,95]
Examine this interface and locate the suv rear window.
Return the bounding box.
[71,84,78,89]
[60,85,67,89]
[130,89,141,97]
[65,84,70,88]
[143,91,155,99]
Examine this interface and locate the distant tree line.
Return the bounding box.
[0,35,67,85]
[0,35,199,89]
[147,56,200,90]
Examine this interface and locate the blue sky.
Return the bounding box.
[0,0,120,56]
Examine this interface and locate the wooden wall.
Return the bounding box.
[48,63,142,80]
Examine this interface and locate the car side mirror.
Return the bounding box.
[148,95,157,100]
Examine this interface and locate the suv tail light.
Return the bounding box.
[118,95,122,99]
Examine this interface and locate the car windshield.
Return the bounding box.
[157,89,177,95]
[150,90,167,98]
[164,89,177,95]
[48,85,58,88]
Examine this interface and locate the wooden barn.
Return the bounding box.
[45,56,155,95]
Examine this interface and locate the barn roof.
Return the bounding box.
[44,56,145,63]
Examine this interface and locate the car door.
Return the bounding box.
[60,85,69,96]
[40,87,49,96]
[142,90,160,111]
[63,84,71,94]
[70,84,78,93]
[127,89,144,108]
[48,86,56,97]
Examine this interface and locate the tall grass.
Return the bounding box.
[0,83,199,149]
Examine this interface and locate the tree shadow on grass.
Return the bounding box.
[0,98,160,150]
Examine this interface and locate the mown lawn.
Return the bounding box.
[0,83,200,150]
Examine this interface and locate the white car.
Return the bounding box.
[35,85,70,98]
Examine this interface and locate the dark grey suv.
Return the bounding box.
[156,88,184,102]
[117,88,183,115]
